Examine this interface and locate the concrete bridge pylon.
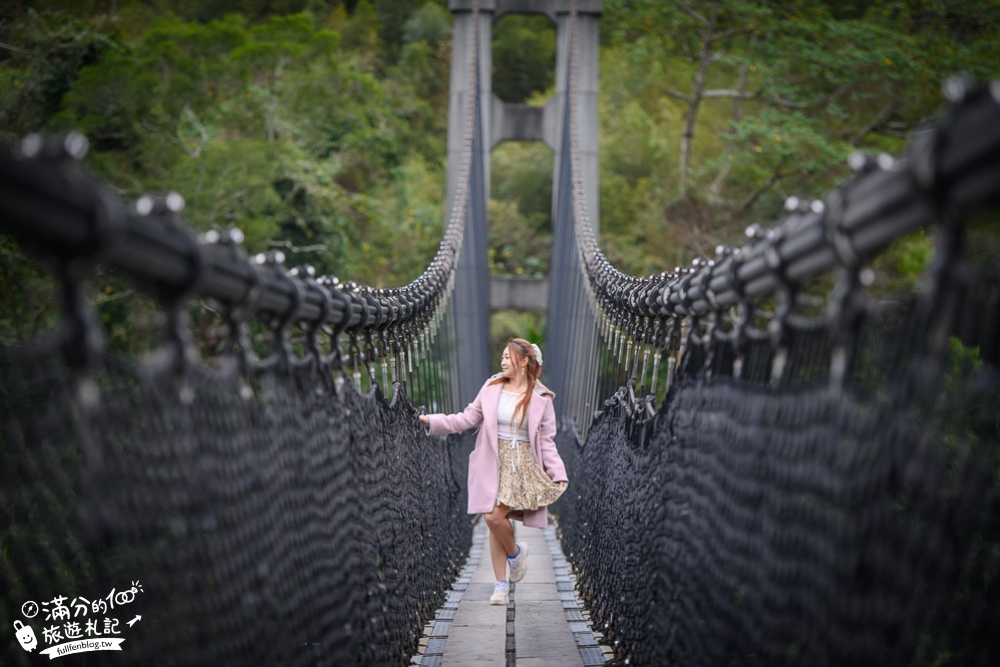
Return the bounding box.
[446,0,602,405]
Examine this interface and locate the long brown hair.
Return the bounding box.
[488,338,541,429]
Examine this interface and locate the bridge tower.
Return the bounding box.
[447,0,602,407]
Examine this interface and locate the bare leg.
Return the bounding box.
[488,530,508,583]
[485,503,516,582]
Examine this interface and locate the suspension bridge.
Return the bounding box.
[2,0,999,665]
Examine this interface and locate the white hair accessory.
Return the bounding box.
[531,343,543,366]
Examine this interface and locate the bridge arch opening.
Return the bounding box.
[491,13,556,105]
[487,11,557,361]
[488,140,552,368]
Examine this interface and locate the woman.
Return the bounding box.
[419,338,568,605]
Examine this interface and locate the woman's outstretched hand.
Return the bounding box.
[418,414,429,428]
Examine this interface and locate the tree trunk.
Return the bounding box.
[678,0,721,197]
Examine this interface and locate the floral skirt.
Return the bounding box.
[496,438,566,511]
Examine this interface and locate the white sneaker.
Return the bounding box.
[490,580,509,605]
[508,542,529,583]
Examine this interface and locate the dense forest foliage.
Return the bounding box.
[1,0,998,347]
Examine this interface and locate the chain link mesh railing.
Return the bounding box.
[0,4,488,665]
[550,4,1000,665]
[1,344,472,666]
[557,275,1000,665]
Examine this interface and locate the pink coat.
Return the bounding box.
[426,375,568,528]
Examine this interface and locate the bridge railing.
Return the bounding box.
[0,137,467,415]
[548,5,1000,664]
[0,0,495,416]
[0,4,488,666]
[554,60,1000,438]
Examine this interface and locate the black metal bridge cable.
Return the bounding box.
[421,314,435,411]
[427,328,438,412]
[580,224,602,433]
[573,212,597,434]
[424,326,433,409]
[432,265,457,413]
[433,288,450,412]
[561,199,585,430]
[446,272,459,414]
[416,329,427,409]
[572,226,593,430]
[572,250,594,431]
[571,245,591,432]
[565,200,583,427]
[434,279,448,411]
[444,268,460,413]
[419,290,435,410]
[435,303,448,412]
[443,305,455,414]
[442,298,454,413]
[577,211,600,434]
[581,293,601,434]
[613,314,624,390]
[596,320,608,421]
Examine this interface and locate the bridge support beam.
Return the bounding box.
[447,0,602,412]
[490,98,557,151]
[446,5,493,405]
[490,276,549,311]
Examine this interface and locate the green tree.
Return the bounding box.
[488,199,550,277]
[492,14,556,104]
[0,11,121,143]
[402,1,451,45]
[2,8,449,290]
[372,0,447,63]
[396,1,452,102]
[598,0,1000,276]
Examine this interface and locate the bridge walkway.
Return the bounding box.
[413,518,608,666]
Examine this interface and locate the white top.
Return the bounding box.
[497,389,530,441]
